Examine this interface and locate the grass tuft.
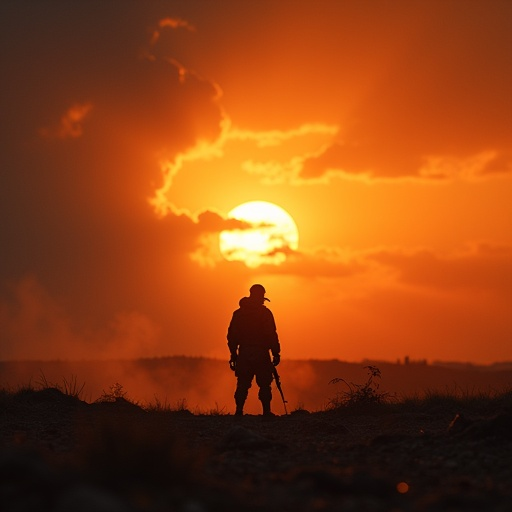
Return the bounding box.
[33,371,86,399]
[327,365,393,411]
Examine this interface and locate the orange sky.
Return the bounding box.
[1,1,511,364]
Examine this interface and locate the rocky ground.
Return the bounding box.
[0,387,511,511]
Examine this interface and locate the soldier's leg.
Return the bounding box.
[234,372,253,415]
[256,366,273,415]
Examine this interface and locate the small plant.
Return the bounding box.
[97,382,128,403]
[327,365,391,409]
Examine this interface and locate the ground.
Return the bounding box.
[0,388,511,511]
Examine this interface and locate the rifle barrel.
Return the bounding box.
[272,366,288,415]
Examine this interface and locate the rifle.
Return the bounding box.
[272,366,288,415]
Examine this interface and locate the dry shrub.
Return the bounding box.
[327,365,392,410]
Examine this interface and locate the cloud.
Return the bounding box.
[367,243,512,298]
[0,3,231,359]
[259,247,369,279]
[258,243,512,306]
[289,3,512,184]
[39,103,93,139]
[151,17,196,44]
[196,210,251,232]
[147,16,197,63]
[1,3,224,237]
[300,144,512,183]
[269,243,512,363]
[151,121,338,215]
[156,118,510,200]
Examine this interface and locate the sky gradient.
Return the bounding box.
[1,1,511,364]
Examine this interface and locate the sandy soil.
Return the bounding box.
[1,388,511,511]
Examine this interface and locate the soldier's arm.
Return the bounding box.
[227,312,240,356]
[266,310,281,356]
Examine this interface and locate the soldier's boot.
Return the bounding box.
[234,388,248,416]
[261,400,275,417]
[235,398,245,416]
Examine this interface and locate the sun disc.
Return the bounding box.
[219,201,299,267]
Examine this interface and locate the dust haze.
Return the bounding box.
[1,357,511,415]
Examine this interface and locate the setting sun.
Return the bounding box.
[219,201,299,267]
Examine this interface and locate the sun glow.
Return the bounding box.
[219,201,299,267]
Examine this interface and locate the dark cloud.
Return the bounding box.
[0,2,229,359]
[262,244,512,305]
[297,2,512,181]
[299,142,417,180]
[368,244,512,297]
[196,210,252,232]
[261,249,368,278]
[300,143,511,182]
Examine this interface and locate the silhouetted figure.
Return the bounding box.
[227,284,281,416]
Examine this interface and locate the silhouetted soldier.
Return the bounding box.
[227,284,281,416]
